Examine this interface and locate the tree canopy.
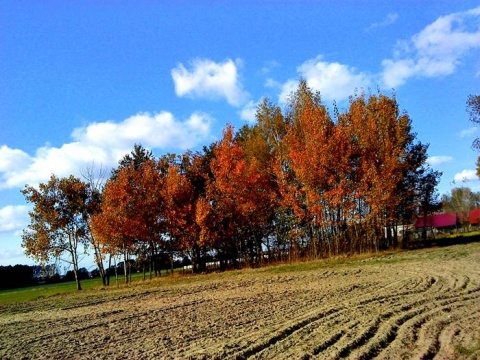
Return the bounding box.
[21,175,93,290]
[467,94,480,176]
[21,81,444,285]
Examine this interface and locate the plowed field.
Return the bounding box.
[1,242,480,359]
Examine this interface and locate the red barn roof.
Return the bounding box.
[470,209,480,225]
[415,213,457,229]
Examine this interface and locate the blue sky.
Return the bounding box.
[1,1,480,267]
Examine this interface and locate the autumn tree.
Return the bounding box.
[21,175,93,290]
[80,163,108,285]
[155,153,193,274]
[254,99,293,260]
[235,124,278,264]
[37,81,443,278]
[111,143,154,179]
[92,157,164,283]
[92,144,159,282]
[198,125,276,267]
[264,80,438,256]
[283,80,341,256]
[162,150,214,272]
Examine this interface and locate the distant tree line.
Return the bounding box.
[0,264,88,290]
[21,80,442,290]
[0,261,190,291]
[0,265,37,290]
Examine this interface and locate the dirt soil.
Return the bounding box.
[1,242,480,359]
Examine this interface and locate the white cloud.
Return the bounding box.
[0,146,32,173]
[0,248,25,260]
[0,111,213,189]
[265,78,282,89]
[453,169,479,183]
[261,60,281,75]
[427,155,454,166]
[279,56,372,103]
[279,79,298,104]
[0,247,33,266]
[240,100,258,123]
[366,12,398,31]
[382,6,480,87]
[459,126,478,138]
[72,111,213,151]
[0,205,30,234]
[171,58,249,106]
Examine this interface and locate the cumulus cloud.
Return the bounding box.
[427,155,454,166]
[240,100,258,123]
[0,146,32,174]
[265,78,282,90]
[279,79,299,104]
[382,6,480,87]
[274,7,480,100]
[0,111,213,189]
[366,12,399,32]
[453,169,479,183]
[261,60,281,75]
[279,56,372,103]
[459,127,478,138]
[72,111,212,152]
[171,58,249,106]
[0,248,32,266]
[0,205,30,234]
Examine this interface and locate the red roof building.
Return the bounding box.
[470,209,480,225]
[415,213,457,229]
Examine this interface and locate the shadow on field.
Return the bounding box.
[406,233,480,250]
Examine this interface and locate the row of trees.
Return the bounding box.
[0,264,87,290]
[0,263,141,290]
[22,81,442,290]
[0,265,37,290]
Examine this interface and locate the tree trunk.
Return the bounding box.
[94,246,107,286]
[123,245,129,284]
[113,255,119,287]
[72,257,82,291]
[70,238,82,291]
[150,244,154,279]
[74,269,82,291]
[89,231,107,286]
[106,254,111,286]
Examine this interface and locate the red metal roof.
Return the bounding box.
[415,213,457,229]
[470,209,480,225]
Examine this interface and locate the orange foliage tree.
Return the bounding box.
[91,159,164,283]
[22,81,442,278]
[198,125,277,267]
